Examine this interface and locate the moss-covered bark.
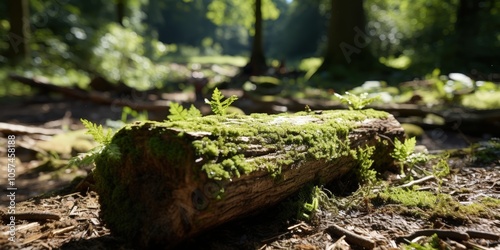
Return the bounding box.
[94,110,404,248]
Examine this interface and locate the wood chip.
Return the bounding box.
[51,225,77,236]
[90,218,100,225]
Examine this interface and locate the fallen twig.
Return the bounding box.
[51,225,77,236]
[463,241,489,250]
[396,229,470,243]
[466,230,500,240]
[397,175,436,188]
[326,235,347,250]
[2,212,61,222]
[326,224,375,249]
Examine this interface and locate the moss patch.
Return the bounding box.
[372,187,500,222]
[157,109,388,180]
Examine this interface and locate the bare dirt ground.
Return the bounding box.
[0,95,499,250]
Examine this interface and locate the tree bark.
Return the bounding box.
[116,0,126,26]
[93,111,405,249]
[247,0,267,75]
[7,0,30,63]
[316,0,372,74]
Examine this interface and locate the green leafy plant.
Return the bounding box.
[432,157,450,195]
[353,146,377,185]
[205,87,238,115]
[298,185,321,220]
[69,119,120,166]
[167,103,202,121]
[390,137,428,179]
[81,118,114,144]
[334,92,379,110]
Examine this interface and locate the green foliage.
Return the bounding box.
[80,119,114,145]
[472,138,500,163]
[90,24,171,90]
[431,157,450,196]
[121,106,148,123]
[461,91,500,109]
[167,103,202,121]
[298,185,321,220]
[353,146,377,185]
[205,88,238,115]
[334,92,379,110]
[69,119,120,167]
[432,158,450,179]
[391,137,415,163]
[70,143,121,167]
[391,137,429,178]
[207,0,280,33]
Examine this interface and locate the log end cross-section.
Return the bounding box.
[93,109,405,249]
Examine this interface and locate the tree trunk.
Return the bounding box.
[7,0,30,63]
[247,0,267,75]
[93,110,405,249]
[116,0,125,26]
[317,0,372,73]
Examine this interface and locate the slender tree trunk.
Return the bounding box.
[317,0,371,72]
[449,0,479,70]
[7,0,30,63]
[247,0,267,75]
[116,0,125,26]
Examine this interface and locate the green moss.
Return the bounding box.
[376,188,437,208]
[97,109,389,184]
[373,187,500,221]
[157,109,389,180]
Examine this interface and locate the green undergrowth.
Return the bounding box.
[291,136,500,225]
[372,187,500,221]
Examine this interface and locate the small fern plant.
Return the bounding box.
[334,92,379,110]
[354,145,377,185]
[70,119,120,166]
[167,103,202,121]
[205,87,238,115]
[390,137,428,180]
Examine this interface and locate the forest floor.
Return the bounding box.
[0,94,499,250]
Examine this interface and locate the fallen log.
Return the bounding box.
[93,110,405,249]
[0,122,63,135]
[8,74,171,111]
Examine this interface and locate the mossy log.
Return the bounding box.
[93,110,405,249]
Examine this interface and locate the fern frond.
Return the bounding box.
[81,118,113,144]
[167,103,202,121]
[205,88,238,115]
[187,104,202,117]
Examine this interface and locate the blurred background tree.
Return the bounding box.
[6,0,31,63]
